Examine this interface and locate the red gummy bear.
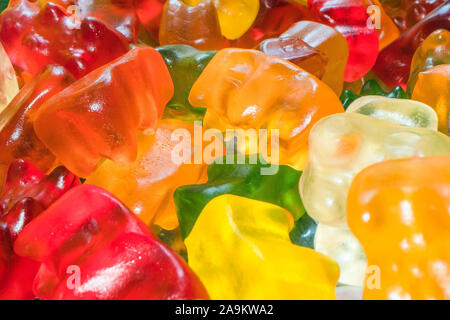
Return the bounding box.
[0,159,79,299]
[14,184,209,300]
[0,0,129,79]
[308,0,379,82]
[0,65,75,172]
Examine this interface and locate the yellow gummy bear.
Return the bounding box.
[185,194,340,299]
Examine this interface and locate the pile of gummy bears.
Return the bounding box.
[0,0,449,300]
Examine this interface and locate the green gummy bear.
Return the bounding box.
[340,79,407,109]
[174,157,306,239]
[156,45,215,121]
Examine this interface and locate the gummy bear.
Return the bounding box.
[300,103,450,285]
[0,65,75,172]
[0,159,79,299]
[185,194,339,299]
[86,119,207,230]
[189,48,344,170]
[14,184,209,300]
[0,0,129,79]
[33,47,174,177]
[367,0,400,50]
[347,156,450,300]
[300,105,449,228]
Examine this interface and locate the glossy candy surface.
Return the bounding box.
[159,0,227,50]
[281,21,349,95]
[0,159,79,299]
[348,156,450,300]
[300,107,450,228]
[258,20,348,94]
[175,156,305,239]
[300,104,450,285]
[189,48,344,170]
[0,0,129,79]
[406,29,450,97]
[346,96,438,130]
[33,47,174,177]
[185,194,339,299]
[380,0,446,32]
[0,0,449,301]
[373,1,450,89]
[86,119,206,230]
[308,0,379,82]
[0,65,75,172]
[14,184,209,300]
[412,64,450,136]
